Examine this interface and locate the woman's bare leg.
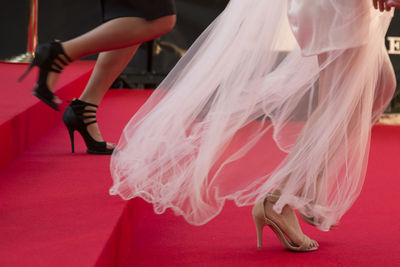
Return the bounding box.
[46,15,176,148]
[47,15,176,92]
[260,53,340,239]
[79,45,140,149]
[62,16,176,61]
[79,46,140,105]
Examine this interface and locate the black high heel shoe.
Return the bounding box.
[62,99,114,155]
[18,41,72,111]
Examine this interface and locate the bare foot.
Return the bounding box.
[264,197,319,250]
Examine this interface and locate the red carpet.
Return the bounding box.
[0,61,95,170]
[1,62,400,266]
[98,125,400,267]
[0,85,152,266]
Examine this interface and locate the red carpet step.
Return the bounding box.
[0,61,95,170]
[0,89,153,267]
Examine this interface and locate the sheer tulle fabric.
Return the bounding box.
[110,0,395,231]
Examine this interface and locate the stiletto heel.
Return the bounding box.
[67,128,75,153]
[62,99,114,155]
[252,208,265,249]
[19,41,72,110]
[252,195,318,252]
[18,63,35,82]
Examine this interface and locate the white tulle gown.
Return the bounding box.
[110,0,396,231]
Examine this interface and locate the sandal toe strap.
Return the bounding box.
[298,235,314,250]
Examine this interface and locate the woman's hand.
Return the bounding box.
[373,0,394,11]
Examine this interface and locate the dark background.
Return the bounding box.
[0,0,229,75]
[1,0,399,111]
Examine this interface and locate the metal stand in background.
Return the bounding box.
[2,0,38,63]
[120,39,186,89]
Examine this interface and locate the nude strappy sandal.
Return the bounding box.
[252,195,318,252]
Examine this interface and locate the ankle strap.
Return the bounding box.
[49,41,73,74]
[52,41,72,63]
[70,99,99,108]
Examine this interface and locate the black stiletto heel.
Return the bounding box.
[18,64,35,82]
[67,128,75,153]
[18,41,72,111]
[62,99,114,155]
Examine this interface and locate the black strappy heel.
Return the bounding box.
[62,99,114,155]
[18,41,72,111]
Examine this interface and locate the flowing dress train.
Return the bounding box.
[110,0,396,231]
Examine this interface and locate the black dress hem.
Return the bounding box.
[101,0,176,22]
